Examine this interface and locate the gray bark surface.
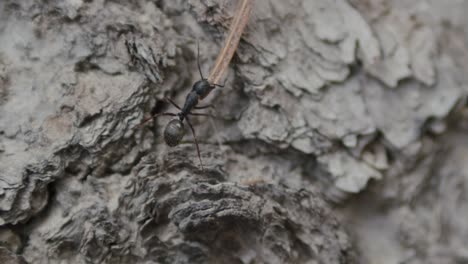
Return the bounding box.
[0,0,467,263]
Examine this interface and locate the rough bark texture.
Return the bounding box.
[0,0,467,263]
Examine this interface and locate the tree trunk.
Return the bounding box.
[1,0,467,263]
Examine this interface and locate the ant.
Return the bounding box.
[139,43,225,170]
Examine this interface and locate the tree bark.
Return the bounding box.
[0,0,467,263]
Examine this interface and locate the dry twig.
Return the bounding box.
[208,0,254,85]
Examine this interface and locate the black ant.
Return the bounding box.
[140,43,225,170]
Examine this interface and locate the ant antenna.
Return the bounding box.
[185,116,204,170]
[197,40,205,80]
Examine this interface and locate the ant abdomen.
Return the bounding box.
[164,119,185,147]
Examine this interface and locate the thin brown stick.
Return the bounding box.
[208,0,254,85]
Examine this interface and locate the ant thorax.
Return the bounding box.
[181,91,199,116]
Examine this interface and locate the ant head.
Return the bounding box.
[164,119,185,147]
[193,79,211,89]
[193,79,213,99]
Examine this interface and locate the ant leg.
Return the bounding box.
[188,112,218,119]
[213,78,227,88]
[197,40,205,80]
[185,116,204,170]
[135,112,177,129]
[151,112,177,119]
[164,97,182,110]
[193,104,215,110]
